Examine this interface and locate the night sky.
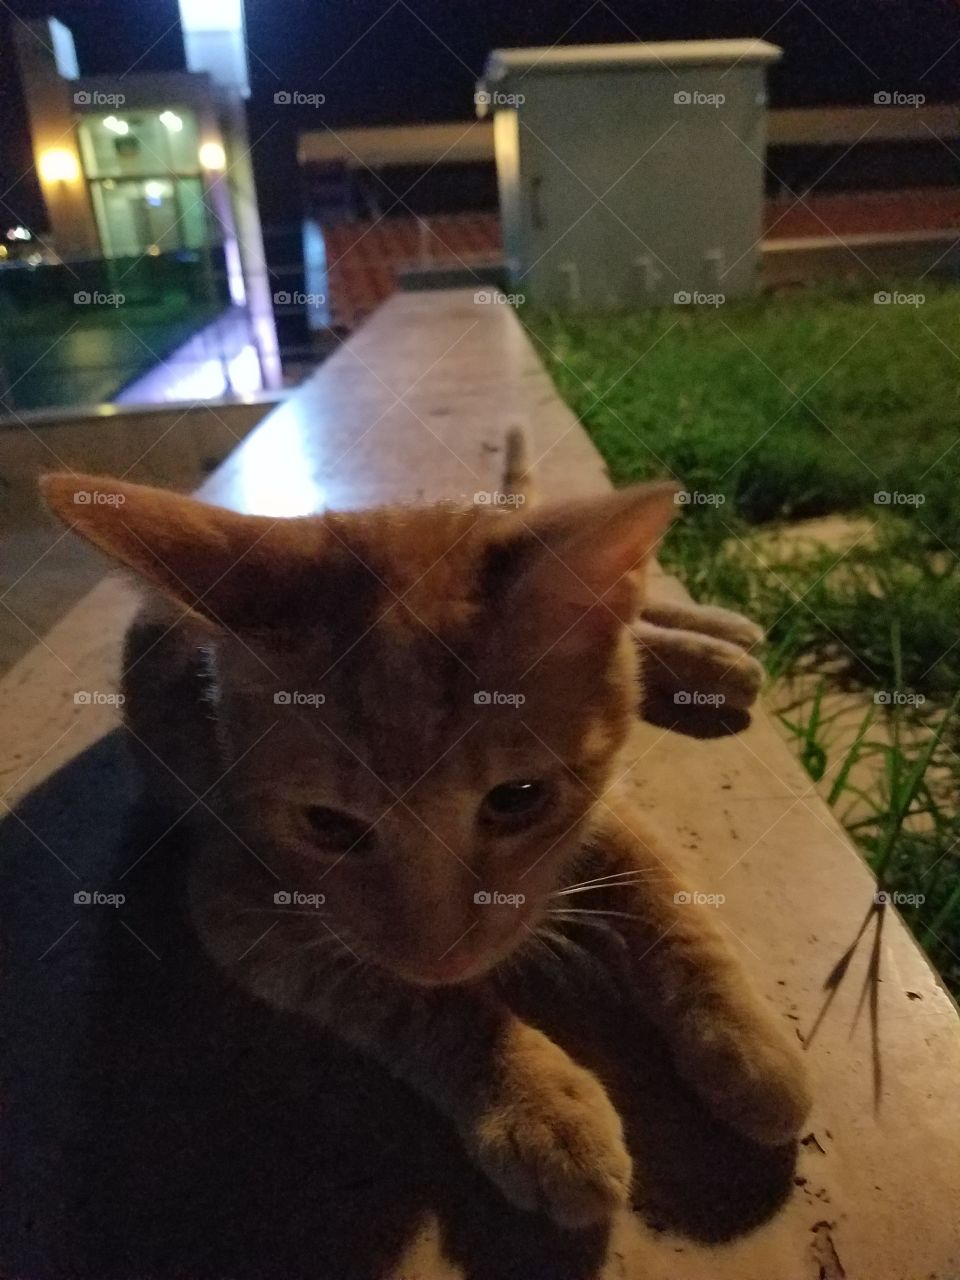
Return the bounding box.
[3,0,960,231]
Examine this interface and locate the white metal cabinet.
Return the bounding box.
[479,41,782,307]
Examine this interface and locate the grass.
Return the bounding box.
[527,282,960,992]
[528,282,959,525]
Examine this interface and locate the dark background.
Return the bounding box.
[4,0,960,235]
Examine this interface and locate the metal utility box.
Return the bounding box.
[478,40,782,308]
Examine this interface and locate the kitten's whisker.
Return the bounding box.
[552,876,669,898]
[555,868,663,893]
[557,870,641,890]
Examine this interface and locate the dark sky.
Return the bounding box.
[3,0,960,230]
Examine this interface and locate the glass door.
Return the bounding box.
[89,177,207,257]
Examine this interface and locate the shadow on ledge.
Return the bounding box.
[640,691,753,740]
[0,730,796,1280]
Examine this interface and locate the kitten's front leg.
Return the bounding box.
[329,978,632,1226]
[431,1000,634,1226]
[587,800,811,1146]
[196,875,632,1227]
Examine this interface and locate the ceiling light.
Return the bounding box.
[198,141,226,170]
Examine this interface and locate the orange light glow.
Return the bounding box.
[38,148,80,182]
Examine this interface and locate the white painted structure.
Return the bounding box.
[481,40,782,307]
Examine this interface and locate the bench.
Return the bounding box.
[2,288,959,1279]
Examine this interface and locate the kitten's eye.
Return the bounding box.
[481,780,550,829]
[303,806,376,855]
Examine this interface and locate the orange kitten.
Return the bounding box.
[42,472,809,1227]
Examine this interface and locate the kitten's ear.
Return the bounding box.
[40,472,313,627]
[508,482,679,656]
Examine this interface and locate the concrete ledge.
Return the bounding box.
[763,228,960,286]
[0,400,272,529]
[2,289,959,1279]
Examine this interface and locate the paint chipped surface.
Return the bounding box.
[810,1219,846,1279]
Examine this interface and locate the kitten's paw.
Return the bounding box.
[682,1011,811,1146]
[465,1051,632,1227]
